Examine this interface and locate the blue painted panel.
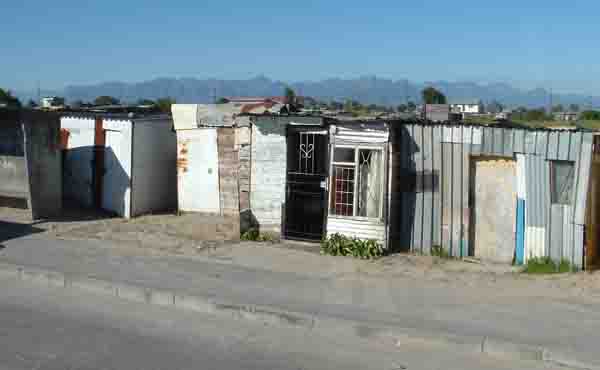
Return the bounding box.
[516,198,526,264]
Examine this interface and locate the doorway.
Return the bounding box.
[284,128,329,241]
[470,157,517,263]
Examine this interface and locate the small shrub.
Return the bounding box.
[241,228,275,242]
[523,257,575,274]
[431,245,450,259]
[320,234,383,259]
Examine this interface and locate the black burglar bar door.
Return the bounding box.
[284,129,329,241]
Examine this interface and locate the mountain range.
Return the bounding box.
[15,76,599,109]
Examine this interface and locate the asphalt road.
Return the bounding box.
[0,278,565,370]
[1,237,598,367]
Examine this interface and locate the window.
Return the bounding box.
[330,147,384,219]
[550,161,575,205]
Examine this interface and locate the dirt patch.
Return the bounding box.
[3,205,600,300]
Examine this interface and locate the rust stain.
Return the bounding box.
[94,118,105,146]
[59,128,71,150]
[177,141,189,173]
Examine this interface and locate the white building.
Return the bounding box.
[41,96,64,109]
[60,113,176,218]
[450,100,483,115]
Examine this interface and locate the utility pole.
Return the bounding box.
[211,87,217,104]
[36,80,41,104]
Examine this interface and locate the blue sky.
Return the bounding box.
[2,0,599,94]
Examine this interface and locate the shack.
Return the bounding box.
[171,104,251,239]
[254,118,596,269]
[171,107,597,269]
[60,113,176,218]
[390,123,595,269]
[0,109,62,219]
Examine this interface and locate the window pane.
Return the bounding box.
[357,149,383,218]
[334,148,355,163]
[551,161,575,205]
[331,165,355,216]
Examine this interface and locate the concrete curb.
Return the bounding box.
[0,262,595,369]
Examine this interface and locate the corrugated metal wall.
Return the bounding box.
[391,124,593,268]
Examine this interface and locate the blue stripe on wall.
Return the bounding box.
[516,198,525,264]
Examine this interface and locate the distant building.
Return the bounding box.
[495,111,513,121]
[553,112,579,122]
[450,100,484,115]
[225,96,289,105]
[41,96,65,109]
[424,104,450,122]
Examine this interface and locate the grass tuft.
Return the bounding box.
[240,228,276,242]
[522,257,575,274]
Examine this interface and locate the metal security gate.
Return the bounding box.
[284,128,329,241]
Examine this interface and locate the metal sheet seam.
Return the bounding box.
[570,135,584,266]
[420,125,425,253]
[427,127,436,252]
[439,126,445,249]
[460,125,465,257]
[449,133,454,256]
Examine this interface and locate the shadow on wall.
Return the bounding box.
[0,221,43,244]
[240,209,259,234]
[390,125,419,253]
[62,145,130,217]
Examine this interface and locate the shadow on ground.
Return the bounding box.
[0,221,44,244]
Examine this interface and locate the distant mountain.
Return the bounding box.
[14,76,599,109]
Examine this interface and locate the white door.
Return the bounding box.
[102,129,131,217]
[177,129,220,213]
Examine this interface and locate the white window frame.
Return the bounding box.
[329,144,386,221]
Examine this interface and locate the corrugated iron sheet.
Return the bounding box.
[327,217,386,244]
[391,124,591,267]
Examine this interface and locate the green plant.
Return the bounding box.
[523,257,575,274]
[241,228,275,242]
[430,245,450,259]
[320,234,383,259]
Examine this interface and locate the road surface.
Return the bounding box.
[0,278,565,370]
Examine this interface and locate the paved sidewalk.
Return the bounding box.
[1,234,600,368]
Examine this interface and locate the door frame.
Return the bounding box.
[283,125,330,241]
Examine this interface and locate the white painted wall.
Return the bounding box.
[61,116,96,207]
[327,217,386,244]
[176,129,220,213]
[451,104,481,114]
[131,118,177,216]
[250,121,287,232]
[102,119,132,218]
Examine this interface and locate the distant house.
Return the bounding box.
[224,97,291,114]
[424,104,450,122]
[495,111,513,120]
[41,96,65,109]
[553,112,579,122]
[450,100,484,115]
[225,96,289,105]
